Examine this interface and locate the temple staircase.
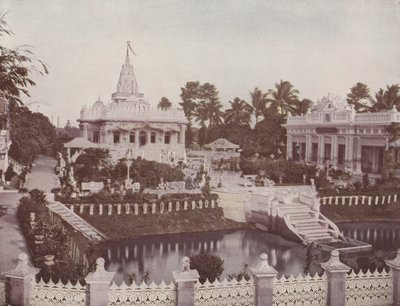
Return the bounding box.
[249,187,343,245]
[279,199,340,243]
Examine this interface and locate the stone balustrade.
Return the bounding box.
[2,250,400,306]
[67,199,218,217]
[320,193,398,206]
[287,108,400,125]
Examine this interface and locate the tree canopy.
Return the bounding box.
[0,13,48,105]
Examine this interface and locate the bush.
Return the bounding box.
[190,251,224,283]
[4,164,17,181]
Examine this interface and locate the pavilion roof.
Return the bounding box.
[204,138,240,150]
[63,137,98,148]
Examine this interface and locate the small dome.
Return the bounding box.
[93,97,105,109]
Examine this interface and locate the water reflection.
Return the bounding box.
[339,222,400,251]
[103,229,306,283]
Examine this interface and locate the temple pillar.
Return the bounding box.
[305,135,311,162]
[354,136,362,173]
[348,136,354,170]
[287,135,293,159]
[82,123,89,140]
[317,136,325,166]
[332,135,338,168]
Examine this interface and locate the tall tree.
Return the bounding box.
[267,80,299,115]
[249,87,267,123]
[195,83,223,127]
[157,96,172,110]
[0,13,48,105]
[346,82,372,112]
[224,97,252,126]
[179,81,201,124]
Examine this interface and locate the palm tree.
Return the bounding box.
[224,97,252,126]
[249,87,267,123]
[0,13,48,105]
[346,82,372,112]
[266,80,299,115]
[371,84,400,111]
[286,98,313,116]
[157,97,172,110]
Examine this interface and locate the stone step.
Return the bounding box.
[296,224,325,230]
[301,228,330,235]
[289,216,313,221]
[305,233,333,240]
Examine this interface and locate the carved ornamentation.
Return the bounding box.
[273,273,328,305]
[345,269,392,306]
[194,277,254,305]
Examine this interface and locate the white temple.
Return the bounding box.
[66,44,187,164]
[284,94,400,177]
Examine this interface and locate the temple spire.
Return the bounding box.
[112,42,139,101]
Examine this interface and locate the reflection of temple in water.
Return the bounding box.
[103,229,306,283]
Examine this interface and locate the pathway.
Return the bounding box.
[0,155,58,272]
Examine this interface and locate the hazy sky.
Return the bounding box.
[2,0,400,126]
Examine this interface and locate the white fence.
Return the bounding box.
[67,199,217,216]
[320,194,398,206]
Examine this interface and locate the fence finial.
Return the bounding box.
[4,253,39,277]
[250,253,277,276]
[321,250,350,273]
[180,256,191,273]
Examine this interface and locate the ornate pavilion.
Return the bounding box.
[284,94,400,176]
[66,44,187,164]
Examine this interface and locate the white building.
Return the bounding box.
[284,94,400,176]
[67,45,187,164]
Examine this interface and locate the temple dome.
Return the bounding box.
[93,97,105,109]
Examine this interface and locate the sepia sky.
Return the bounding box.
[2,0,400,127]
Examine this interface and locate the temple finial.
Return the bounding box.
[125,41,131,64]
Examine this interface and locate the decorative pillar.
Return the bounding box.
[287,135,293,160]
[305,135,311,163]
[250,253,278,306]
[331,135,338,168]
[321,250,351,306]
[172,257,200,306]
[385,249,400,306]
[3,253,39,306]
[82,123,89,140]
[347,136,354,170]
[354,136,362,173]
[85,258,115,306]
[317,136,325,166]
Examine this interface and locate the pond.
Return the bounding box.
[103,222,400,283]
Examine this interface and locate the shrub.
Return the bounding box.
[190,251,224,283]
[4,164,17,181]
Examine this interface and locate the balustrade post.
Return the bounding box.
[85,258,115,306]
[250,253,278,306]
[172,257,200,306]
[3,253,39,306]
[385,249,400,306]
[321,250,350,306]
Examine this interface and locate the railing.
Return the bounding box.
[273,273,328,305]
[109,280,176,306]
[320,194,398,206]
[30,278,87,306]
[194,277,254,305]
[286,109,400,125]
[67,199,218,216]
[345,269,392,306]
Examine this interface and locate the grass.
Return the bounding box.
[80,207,247,240]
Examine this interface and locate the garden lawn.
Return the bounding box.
[80,207,247,240]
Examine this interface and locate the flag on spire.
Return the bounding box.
[127,41,136,56]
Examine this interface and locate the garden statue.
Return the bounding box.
[198,173,206,188]
[158,177,167,190]
[310,178,317,195]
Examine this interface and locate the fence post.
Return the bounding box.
[3,253,39,306]
[385,249,400,306]
[250,253,278,306]
[321,250,350,306]
[172,256,199,306]
[85,257,115,306]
